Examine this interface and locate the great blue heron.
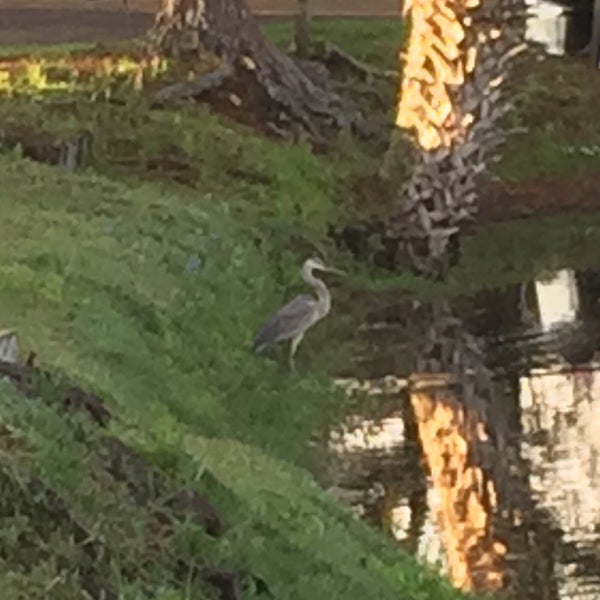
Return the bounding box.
[252,257,344,370]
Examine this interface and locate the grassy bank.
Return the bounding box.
[0,32,467,598]
[0,150,471,598]
[0,148,474,598]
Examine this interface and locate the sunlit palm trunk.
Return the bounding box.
[392,0,526,276]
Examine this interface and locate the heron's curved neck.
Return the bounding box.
[304,266,331,314]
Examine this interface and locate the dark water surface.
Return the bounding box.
[329,266,600,599]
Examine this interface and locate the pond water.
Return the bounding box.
[328,267,600,599]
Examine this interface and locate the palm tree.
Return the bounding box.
[390,0,527,277]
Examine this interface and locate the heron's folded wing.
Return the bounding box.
[252,294,316,351]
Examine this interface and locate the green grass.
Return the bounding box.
[0,152,468,599]
[498,56,600,180]
[0,151,342,461]
[0,18,405,71]
[0,41,98,58]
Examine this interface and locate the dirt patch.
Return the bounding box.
[202,68,279,136]
[334,169,600,271]
[349,169,600,228]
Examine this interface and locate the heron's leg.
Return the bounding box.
[289,333,304,371]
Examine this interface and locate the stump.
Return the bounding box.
[149,0,364,143]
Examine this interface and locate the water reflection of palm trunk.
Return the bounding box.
[409,301,509,592]
[519,268,600,599]
[414,282,600,598]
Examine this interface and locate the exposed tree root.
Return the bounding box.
[152,61,235,105]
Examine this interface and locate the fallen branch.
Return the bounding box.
[313,41,397,83]
[335,79,388,106]
[152,62,235,105]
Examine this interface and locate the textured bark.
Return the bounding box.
[149,0,362,142]
[593,0,600,67]
[389,0,527,277]
[294,0,311,59]
[410,301,537,594]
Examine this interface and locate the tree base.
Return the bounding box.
[147,0,367,145]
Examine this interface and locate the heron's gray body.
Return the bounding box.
[252,258,340,369]
[253,291,330,352]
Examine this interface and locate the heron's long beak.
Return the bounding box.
[323,266,346,276]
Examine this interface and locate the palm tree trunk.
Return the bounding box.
[389,0,527,277]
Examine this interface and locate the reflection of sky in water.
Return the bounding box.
[415,490,447,571]
[0,330,18,363]
[520,369,600,600]
[535,269,579,331]
[525,269,600,598]
[329,381,450,575]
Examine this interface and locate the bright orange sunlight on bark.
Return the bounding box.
[410,385,506,592]
[396,0,477,150]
